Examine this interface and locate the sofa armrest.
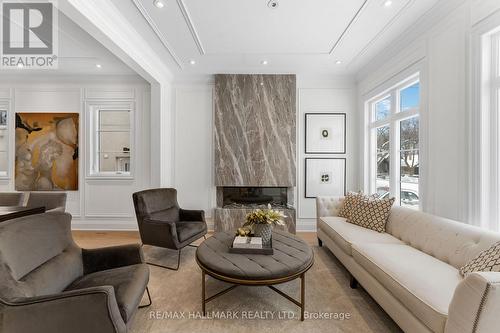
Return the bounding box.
[179,208,205,222]
[445,272,500,333]
[82,244,144,275]
[1,286,126,333]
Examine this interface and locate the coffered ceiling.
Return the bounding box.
[120,0,442,77]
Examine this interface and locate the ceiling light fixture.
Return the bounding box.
[267,0,279,9]
[335,60,342,65]
[153,0,165,9]
[96,64,102,69]
[261,60,268,65]
[384,0,393,7]
[189,59,196,65]
[17,63,23,68]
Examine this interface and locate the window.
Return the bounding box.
[367,74,420,209]
[88,102,133,177]
[0,107,8,177]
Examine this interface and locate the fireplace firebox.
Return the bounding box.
[221,187,288,208]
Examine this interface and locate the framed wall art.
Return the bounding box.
[305,158,346,198]
[15,113,79,191]
[305,113,346,154]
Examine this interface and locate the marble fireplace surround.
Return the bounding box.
[214,74,297,233]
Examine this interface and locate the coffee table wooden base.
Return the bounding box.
[199,263,310,321]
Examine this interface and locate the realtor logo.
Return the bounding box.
[1,1,58,69]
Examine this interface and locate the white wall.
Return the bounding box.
[173,76,356,231]
[0,76,151,229]
[357,0,500,222]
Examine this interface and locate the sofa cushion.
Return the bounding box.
[386,206,500,269]
[318,216,404,256]
[338,192,361,218]
[348,197,395,232]
[352,243,462,333]
[65,264,149,323]
[459,241,500,276]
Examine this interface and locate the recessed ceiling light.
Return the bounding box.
[153,0,165,8]
[189,59,196,65]
[335,60,342,65]
[261,60,268,65]
[96,64,102,69]
[17,63,23,68]
[384,0,393,7]
[267,0,279,9]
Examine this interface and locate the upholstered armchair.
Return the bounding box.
[26,192,67,212]
[0,212,150,333]
[133,188,207,270]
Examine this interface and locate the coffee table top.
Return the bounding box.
[196,230,313,283]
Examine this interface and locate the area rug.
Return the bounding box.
[130,245,402,333]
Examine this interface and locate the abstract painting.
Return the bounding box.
[15,113,79,191]
[305,158,346,198]
[305,113,346,154]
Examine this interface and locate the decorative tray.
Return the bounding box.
[229,236,274,255]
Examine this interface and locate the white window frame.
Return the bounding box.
[86,101,135,179]
[0,100,11,179]
[365,73,421,207]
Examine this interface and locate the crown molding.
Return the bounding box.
[177,0,206,55]
[329,0,369,54]
[131,0,185,69]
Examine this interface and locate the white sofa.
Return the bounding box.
[316,196,500,333]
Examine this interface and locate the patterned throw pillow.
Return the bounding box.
[459,241,500,276]
[338,192,362,218]
[348,197,395,233]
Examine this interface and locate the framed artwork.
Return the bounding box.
[15,113,79,191]
[305,158,346,198]
[0,110,6,128]
[305,113,346,154]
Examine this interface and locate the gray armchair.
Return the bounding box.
[0,212,150,333]
[26,192,67,212]
[133,188,207,270]
[0,192,24,206]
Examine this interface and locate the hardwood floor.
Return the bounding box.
[72,230,318,248]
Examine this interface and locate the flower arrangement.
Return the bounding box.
[236,204,286,237]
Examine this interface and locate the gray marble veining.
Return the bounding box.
[214,74,296,186]
[214,208,296,234]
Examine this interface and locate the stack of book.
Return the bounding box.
[232,236,263,249]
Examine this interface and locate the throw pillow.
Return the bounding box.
[338,192,362,218]
[348,197,395,233]
[459,241,500,276]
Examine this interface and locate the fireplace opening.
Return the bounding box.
[221,187,288,209]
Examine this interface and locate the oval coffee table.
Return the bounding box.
[196,230,314,321]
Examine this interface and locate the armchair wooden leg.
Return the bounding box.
[142,244,181,271]
[139,287,152,308]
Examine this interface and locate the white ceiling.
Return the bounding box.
[0,11,138,77]
[119,0,442,77]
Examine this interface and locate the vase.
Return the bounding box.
[253,223,272,246]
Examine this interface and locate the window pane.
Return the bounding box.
[400,116,419,209]
[400,151,419,209]
[99,131,130,153]
[400,117,419,150]
[375,97,391,121]
[92,108,132,175]
[400,82,420,112]
[99,110,130,131]
[376,126,390,196]
[99,153,130,172]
